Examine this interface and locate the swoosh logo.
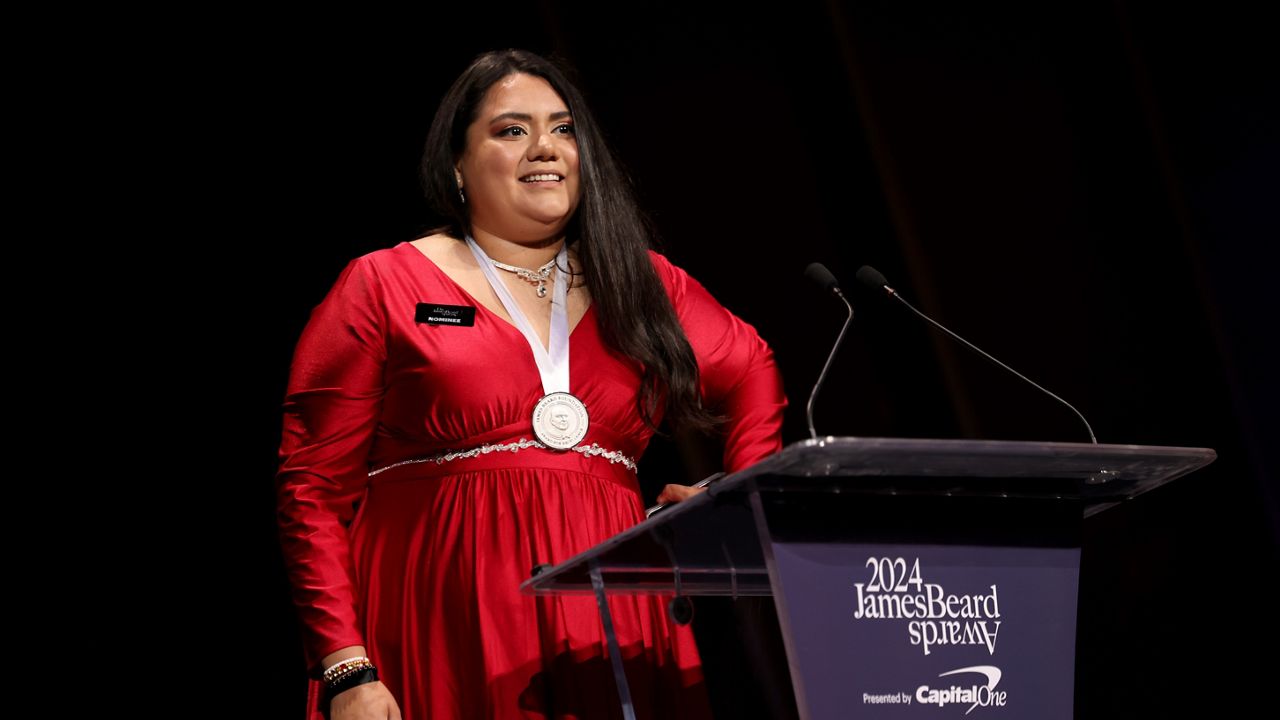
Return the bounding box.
[938,665,1001,715]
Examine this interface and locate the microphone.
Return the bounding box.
[804,263,855,440]
[855,265,1098,443]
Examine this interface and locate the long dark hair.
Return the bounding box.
[421,49,717,433]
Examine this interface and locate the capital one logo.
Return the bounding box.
[916,665,1007,714]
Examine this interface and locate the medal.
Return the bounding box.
[531,391,589,449]
[467,237,589,451]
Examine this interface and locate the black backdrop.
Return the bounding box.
[184,1,1276,717]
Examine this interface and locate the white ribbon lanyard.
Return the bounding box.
[466,236,570,395]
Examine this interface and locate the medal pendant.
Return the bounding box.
[532,392,589,450]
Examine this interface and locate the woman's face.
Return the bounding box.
[457,73,581,242]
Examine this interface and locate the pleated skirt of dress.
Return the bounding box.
[305,462,713,720]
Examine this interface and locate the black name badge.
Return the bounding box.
[416,303,477,327]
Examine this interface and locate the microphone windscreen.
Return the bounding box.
[805,262,840,293]
[855,265,890,291]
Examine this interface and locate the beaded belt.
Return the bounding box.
[368,438,638,477]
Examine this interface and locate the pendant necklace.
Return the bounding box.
[466,236,589,450]
[487,256,557,298]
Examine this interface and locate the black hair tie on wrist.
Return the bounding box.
[325,667,380,702]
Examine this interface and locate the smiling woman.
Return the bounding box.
[275,49,788,720]
[457,74,582,240]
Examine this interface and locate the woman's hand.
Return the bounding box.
[329,681,402,720]
[656,484,707,505]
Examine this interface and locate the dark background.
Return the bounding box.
[175,1,1276,717]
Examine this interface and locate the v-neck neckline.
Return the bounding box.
[403,241,594,342]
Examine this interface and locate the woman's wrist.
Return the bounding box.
[325,666,380,701]
[319,645,379,701]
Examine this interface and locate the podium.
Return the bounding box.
[520,437,1216,719]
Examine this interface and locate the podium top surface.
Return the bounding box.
[753,436,1214,485]
[520,437,1215,595]
[706,436,1216,511]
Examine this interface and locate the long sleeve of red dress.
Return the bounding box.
[650,252,788,472]
[276,256,387,670]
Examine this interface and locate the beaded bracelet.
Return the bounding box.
[323,656,374,684]
[326,667,379,701]
[322,655,369,679]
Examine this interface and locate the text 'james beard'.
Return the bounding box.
[852,557,1002,656]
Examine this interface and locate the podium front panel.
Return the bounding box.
[768,541,1078,719]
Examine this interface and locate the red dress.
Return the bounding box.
[277,242,787,719]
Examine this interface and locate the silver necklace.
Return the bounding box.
[488,256,558,298]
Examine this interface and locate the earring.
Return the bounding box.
[455,172,465,204]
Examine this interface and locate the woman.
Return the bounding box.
[277,49,787,720]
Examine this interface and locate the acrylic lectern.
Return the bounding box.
[520,437,1216,719]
